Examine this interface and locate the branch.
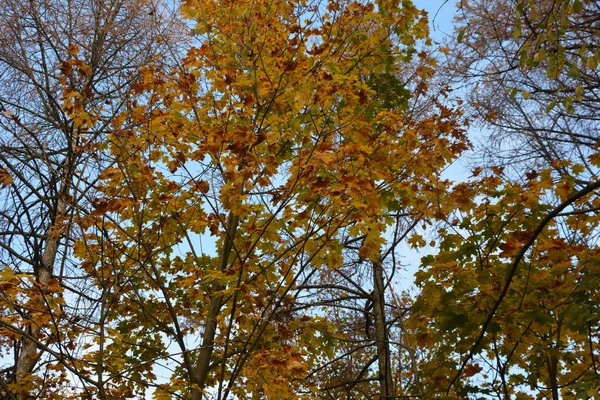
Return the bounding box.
[447,178,600,393]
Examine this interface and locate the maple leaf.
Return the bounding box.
[0,168,12,187]
[463,363,482,378]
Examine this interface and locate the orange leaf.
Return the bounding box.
[463,363,482,378]
[0,168,13,187]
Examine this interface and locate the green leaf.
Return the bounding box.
[513,24,522,38]
[440,311,469,332]
[488,322,502,334]
[575,85,583,101]
[569,63,581,78]
[563,97,575,114]
[546,100,557,113]
[533,48,546,62]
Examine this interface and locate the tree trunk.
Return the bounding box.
[15,178,68,397]
[372,260,393,399]
[191,213,239,400]
[548,353,559,400]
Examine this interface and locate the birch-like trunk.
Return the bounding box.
[15,177,68,397]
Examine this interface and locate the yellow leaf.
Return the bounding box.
[407,233,426,249]
[555,180,572,200]
[359,230,384,261]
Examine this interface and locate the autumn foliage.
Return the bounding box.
[0,0,599,399]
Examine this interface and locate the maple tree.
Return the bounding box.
[73,0,466,398]
[0,0,182,397]
[406,0,600,398]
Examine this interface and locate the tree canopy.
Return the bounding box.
[0,0,599,399]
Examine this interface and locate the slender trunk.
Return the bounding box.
[548,321,561,400]
[548,353,559,400]
[191,213,239,400]
[15,179,68,397]
[372,260,393,399]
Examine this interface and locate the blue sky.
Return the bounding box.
[415,0,457,41]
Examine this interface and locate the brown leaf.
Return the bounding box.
[0,168,13,188]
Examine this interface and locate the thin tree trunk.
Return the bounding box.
[191,213,239,400]
[372,259,393,399]
[15,178,68,397]
[548,353,559,400]
[548,322,562,400]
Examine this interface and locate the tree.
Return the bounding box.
[445,0,600,179]
[406,0,600,398]
[0,0,183,397]
[76,0,467,398]
[410,170,600,398]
